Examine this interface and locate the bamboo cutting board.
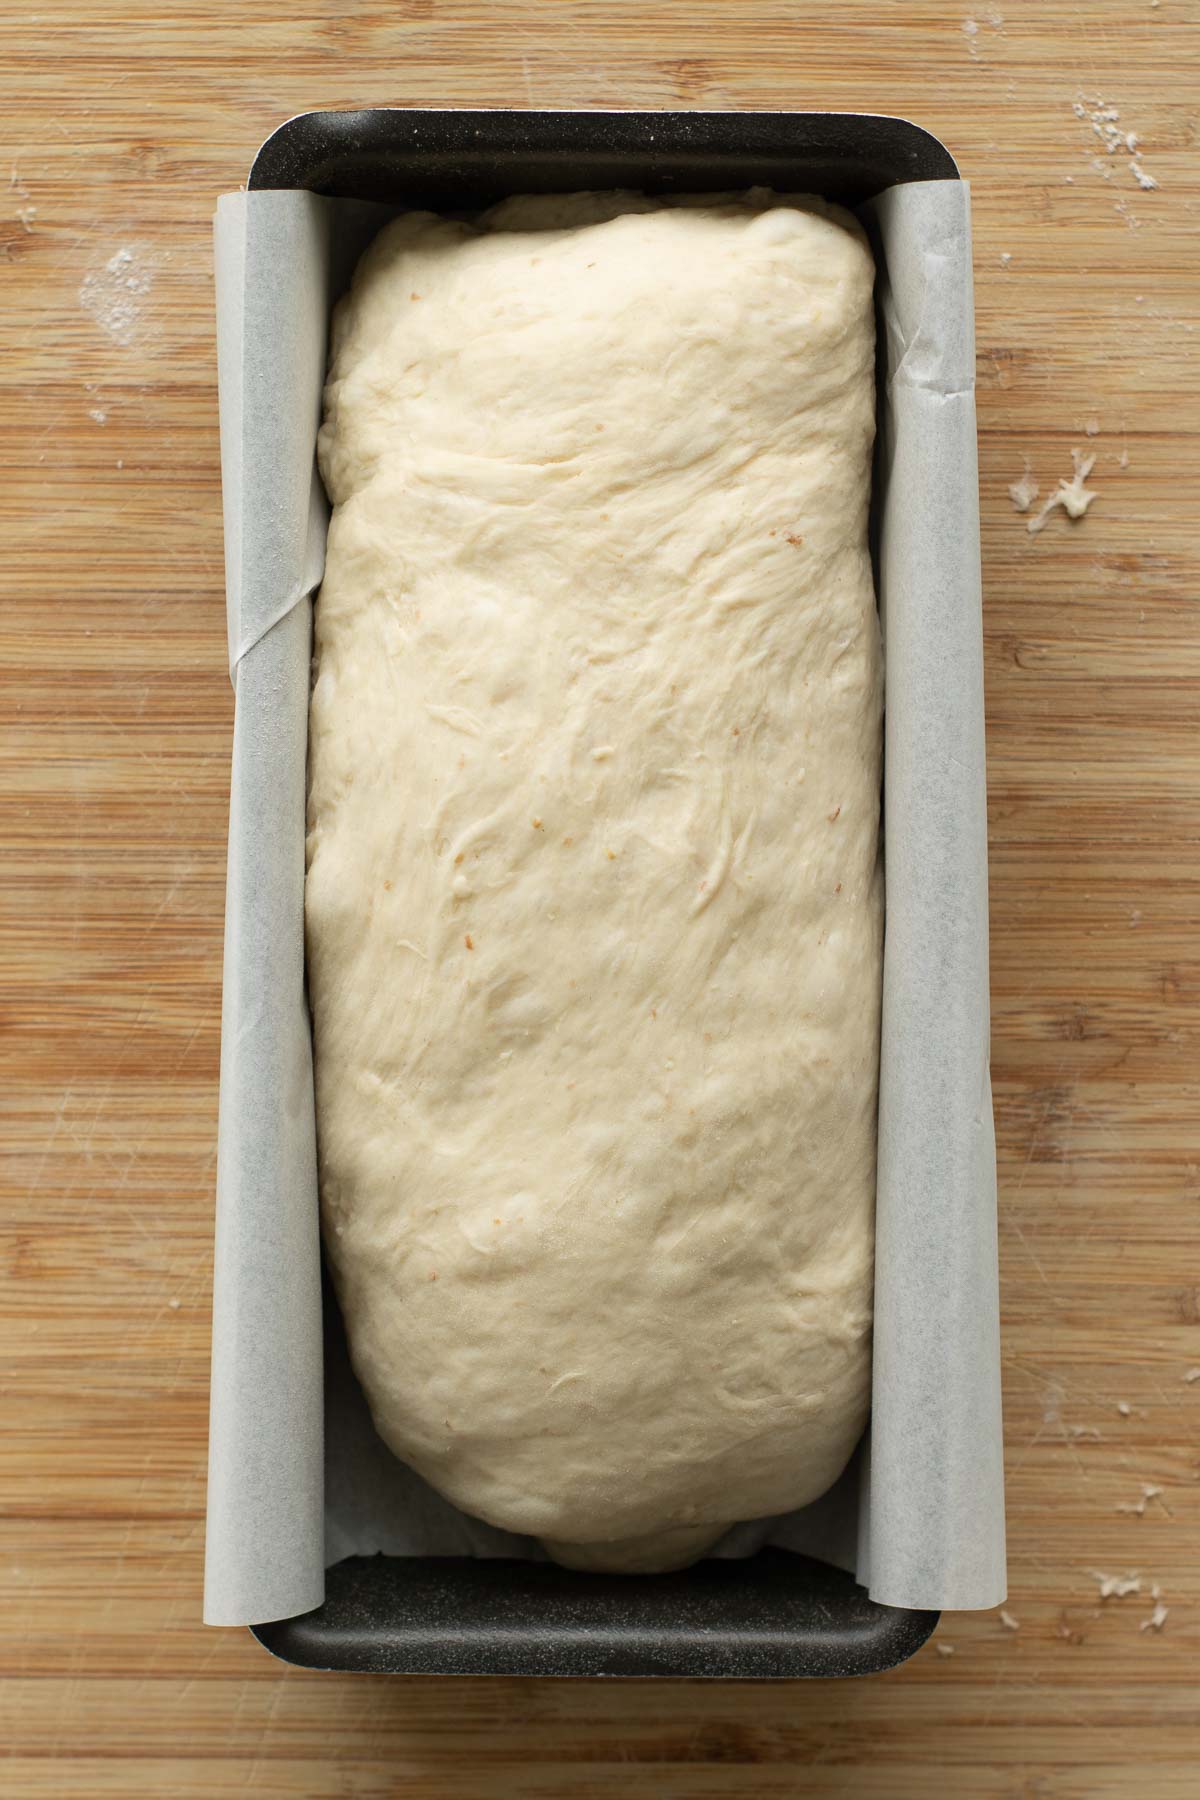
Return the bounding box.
[2,2,1198,1794]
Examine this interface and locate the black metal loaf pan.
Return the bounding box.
[247,106,954,1679]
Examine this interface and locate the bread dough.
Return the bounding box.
[307,191,882,1572]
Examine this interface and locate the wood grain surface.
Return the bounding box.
[2,2,1198,1794]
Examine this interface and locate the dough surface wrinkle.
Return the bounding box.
[307,189,882,1572]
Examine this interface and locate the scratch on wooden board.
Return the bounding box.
[27,1086,74,1195]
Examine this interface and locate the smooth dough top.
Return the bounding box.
[307,191,882,1571]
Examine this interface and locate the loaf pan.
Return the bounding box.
[240,105,962,1678]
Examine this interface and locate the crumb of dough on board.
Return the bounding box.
[998,1608,1020,1630]
[1008,459,1038,513]
[1088,1570,1142,1599]
[1140,1600,1169,1632]
[935,1641,956,1656]
[1073,94,1160,191]
[1116,1483,1170,1517]
[1027,449,1097,535]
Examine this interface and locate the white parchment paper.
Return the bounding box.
[204,178,1005,1627]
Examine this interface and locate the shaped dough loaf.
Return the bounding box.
[307,191,882,1573]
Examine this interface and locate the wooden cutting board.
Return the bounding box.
[2,2,1197,1794]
